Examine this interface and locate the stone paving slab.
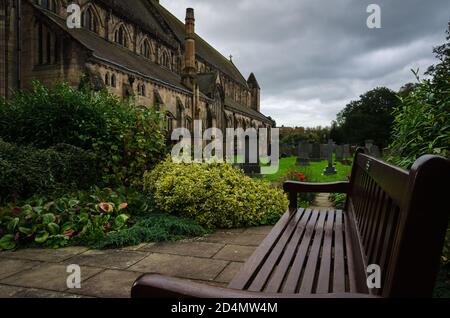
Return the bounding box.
[0,264,103,292]
[201,232,266,246]
[129,253,229,281]
[242,226,274,235]
[0,226,275,298]
[0,284,86,298]
[66,249,148,270]
[1,246,89,263]
[0,258,42,280]
[213,245,256,262]
[215,262,244,284]
[67,270,142,298]
[140,241,225,258]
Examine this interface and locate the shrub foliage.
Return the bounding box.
[0,140,99,202]
[0,82,166,187]
[144,159,289,229]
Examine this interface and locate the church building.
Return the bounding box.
[0,0,273,137]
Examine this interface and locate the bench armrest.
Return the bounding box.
[283,181,349,194]
[131,274,378,299]
[283,181,349,209]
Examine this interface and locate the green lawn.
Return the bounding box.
[263,156,353,183]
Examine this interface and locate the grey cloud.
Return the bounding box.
[161,0,449,127]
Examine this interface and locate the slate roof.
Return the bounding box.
[35,6,192,94]
[224,97,271,123]
[197,73,217,96]
[96,0,177,48]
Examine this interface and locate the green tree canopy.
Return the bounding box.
[336,87,399,147]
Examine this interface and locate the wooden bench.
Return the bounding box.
[131,150,450,298]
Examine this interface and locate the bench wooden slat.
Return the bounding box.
[265,209,313,293]
[316,210,335,293]
[282,210,320,293]
[299,210,327,294]
[361,184,380,248]
[333,209,346,293]
[228,210,296,290]
[365,190,385,261]
[248,208,306,292]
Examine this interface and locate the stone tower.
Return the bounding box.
[247,73,260,112]
[182,8,196,89]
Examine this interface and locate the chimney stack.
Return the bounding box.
[182,8,196,87]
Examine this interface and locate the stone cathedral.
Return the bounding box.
[0,0,273,137]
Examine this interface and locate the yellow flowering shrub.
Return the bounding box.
[144,159,289,229]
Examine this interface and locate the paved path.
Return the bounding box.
[0,226,273,298]
[309,193,334,210]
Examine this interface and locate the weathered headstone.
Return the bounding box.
[324,140,337,175]
[343,144,351,158]
[310,143,321,161]
[335,145,344,162]
[320,144,327,160]
[236,135,261,176]
[296,142,311,166]
[365,140,381,158]
[341,144,352,165]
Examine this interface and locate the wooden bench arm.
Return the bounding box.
[283,181,349,209]
[131,274,378,299]
[283,181,349,194]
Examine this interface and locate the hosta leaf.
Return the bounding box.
[35,231,49,244]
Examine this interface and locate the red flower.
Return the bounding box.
[296,173,306,181]
[64,230,75,238]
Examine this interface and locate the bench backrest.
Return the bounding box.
[346,149,450,297]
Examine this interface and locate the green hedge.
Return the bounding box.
[0,140,99,202]
[0,82,166,187]
[144,159,289,229]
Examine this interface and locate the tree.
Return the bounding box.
[336,87,399,147]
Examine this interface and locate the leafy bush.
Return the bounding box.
[329,193,347,210]
[94,214,208,249]
[0,82,166,186]
[388,26,449,265]
[144,159,289,229]
[0,187,140,250]
[0,139,99,202]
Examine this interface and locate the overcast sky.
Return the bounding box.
[161,0,449,127]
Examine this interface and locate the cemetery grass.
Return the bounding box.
[264,156,352,183]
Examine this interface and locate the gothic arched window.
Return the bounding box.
[82,7,99,34]
[141,40,151,59]
[114,25,128,47]
[111,74,117,87]
[161,52,170,68]
[105,73,110,86]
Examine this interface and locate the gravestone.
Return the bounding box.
[365,140,381,158]
[320,144,327,160]
[296,142,311,166]
[341,144,352,165]
[343,144,351,158]
[236,135,261,176]
[310,143,321,161]
[280,144,291,158]
[335,145,344,162]
[323,140,337,175]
